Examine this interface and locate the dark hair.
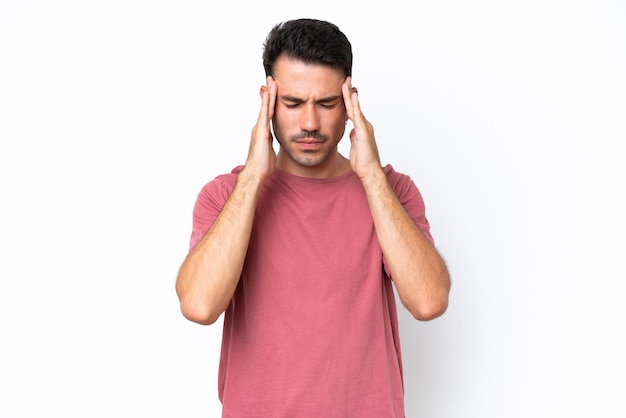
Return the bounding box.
[262,18,352,78]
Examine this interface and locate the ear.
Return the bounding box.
[260,75,275,99]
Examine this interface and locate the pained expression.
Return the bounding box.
[271,57,348,173]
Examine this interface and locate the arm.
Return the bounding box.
[175,77,277,325]
[342,78,450,321]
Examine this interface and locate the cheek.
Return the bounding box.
[271,109,296,141]
[334,124,347,141]
[273,108,296,129]
[328,113,348,135]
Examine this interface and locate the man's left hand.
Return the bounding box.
[342,77,382,180]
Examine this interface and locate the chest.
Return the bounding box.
[244,179,383,297]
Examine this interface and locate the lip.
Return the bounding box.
[296,141,323,151]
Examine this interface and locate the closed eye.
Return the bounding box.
[317,96,341,109]
[285,102,337,109]
[280,96,340,109]
[282,99,302,109]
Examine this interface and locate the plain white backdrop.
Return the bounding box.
[1,1,625,417]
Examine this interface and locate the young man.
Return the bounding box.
[176,18,450,417]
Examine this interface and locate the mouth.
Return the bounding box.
[295,141,323,151]
[291,132,328,152]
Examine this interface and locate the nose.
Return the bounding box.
[300,104,321,132]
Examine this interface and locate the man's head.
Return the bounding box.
[262,19,354,177]
[262,19,352,79]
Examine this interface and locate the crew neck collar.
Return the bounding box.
[272,167,356,183]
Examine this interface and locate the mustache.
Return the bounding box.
[290,131,329,142]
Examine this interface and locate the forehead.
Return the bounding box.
[273,56,345,97]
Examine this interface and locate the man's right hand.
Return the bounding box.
[244,76,277,183]
[176,77,278,325]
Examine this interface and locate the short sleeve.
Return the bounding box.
[384,165,434,246]
[382,165,435,279]
[189,172,239,250]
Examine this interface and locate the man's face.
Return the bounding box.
[271,56,348,176]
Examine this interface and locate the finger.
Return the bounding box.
[257,85,270,128]
[257,77,275,130]
[351,90,360,120]
[348,85,367,131]
[342,77,354,120]
[267,76,277,121]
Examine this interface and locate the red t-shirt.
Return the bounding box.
[190,165,433,417]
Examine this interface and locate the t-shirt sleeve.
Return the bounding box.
[189,175,237,250]
[384,164,434,246]
[390,173,435,245]
[382,165,435,280]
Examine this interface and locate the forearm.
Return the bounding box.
[176,169,264,325]
[361,168,450,320]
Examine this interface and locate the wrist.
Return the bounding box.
[358,164,386,188]
[238,165,270,189]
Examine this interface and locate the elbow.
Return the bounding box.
[176,270,225,325]
[402,280,451,321]
[408,296,449,321]
[176,285,223,326]
[410,268,451,321]
[179,302,222,325]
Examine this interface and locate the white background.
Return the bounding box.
[1,1,625,417]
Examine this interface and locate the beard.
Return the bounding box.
[274,130,337,168]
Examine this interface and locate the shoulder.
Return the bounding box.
[188,166,244,249]
[383,164,419,195]
[382,163,427,214]
[383,164,434,243]
[209,165,245,187]
[197,165,244,199]
[193,165,244,216]
[383,164,407,180]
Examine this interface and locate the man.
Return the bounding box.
[176,18,450,417]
